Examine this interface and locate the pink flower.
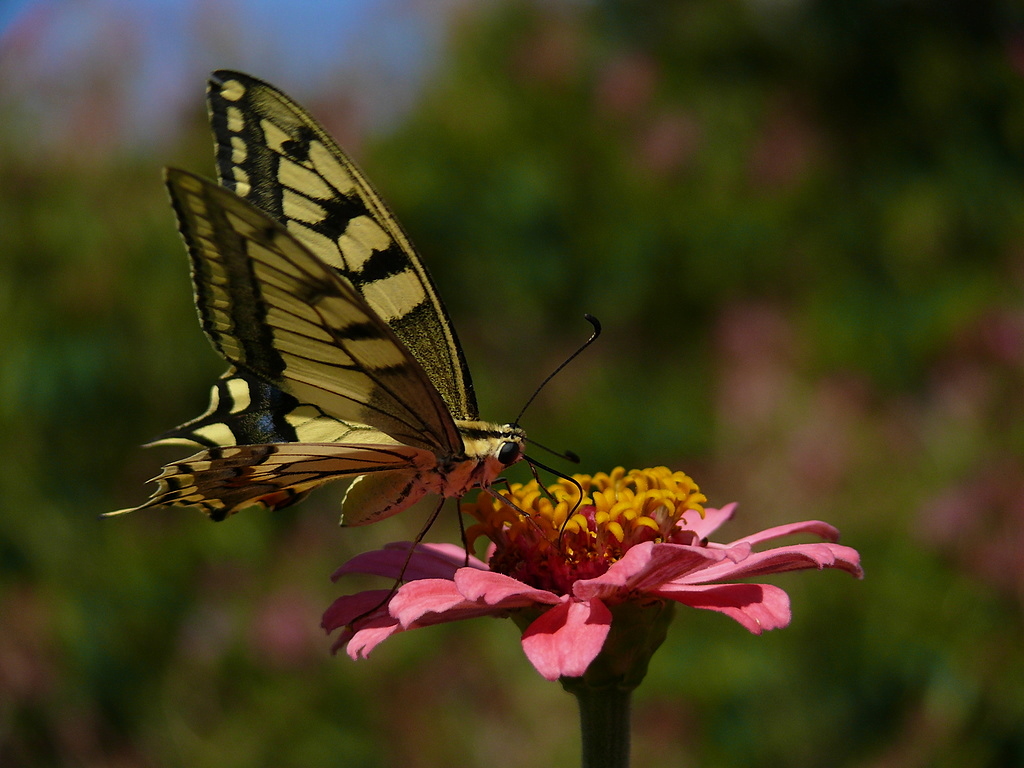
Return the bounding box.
[323,467,862,682]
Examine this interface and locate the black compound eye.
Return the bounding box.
[497,441,522,466]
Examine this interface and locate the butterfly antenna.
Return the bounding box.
[485,484,564,543]
[487,466,578,546]
[523,453,587,522]
[514,314,601,426]
[527,438,580,464]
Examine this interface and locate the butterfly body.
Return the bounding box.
[142,417,523,525]
[112,72,525,524]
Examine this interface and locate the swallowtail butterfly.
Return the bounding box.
[112,71,525,525]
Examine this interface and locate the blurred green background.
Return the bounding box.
[3,1,1024,766]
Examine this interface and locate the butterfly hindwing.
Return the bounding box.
[115,442,433,521]
[206,70,478,420]
[150,368,387,449]
[165,169,460,454]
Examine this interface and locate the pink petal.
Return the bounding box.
[322,589,392,633]
[521,599,613,681]
[676,542,863,584]
[344,621,403,658]
[702,541,754,564]
[321,590,402,657]
[331,542,486,582]
[676,503,737,539]
[724,519,842,547]
[573,541,727,601]
[654,583,791,634]
[454,569,563,607]
[389,570,564,628]
[388,578,486,627]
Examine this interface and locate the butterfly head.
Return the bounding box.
[456,421,526,478]
[497,436,524,466]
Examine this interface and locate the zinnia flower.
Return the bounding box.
[323,467,862,684]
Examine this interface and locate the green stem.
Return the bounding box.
[553,600,674,768]
[565,681,632,768]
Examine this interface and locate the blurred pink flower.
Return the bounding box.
[324,468,862,681]
[595,52,659,117]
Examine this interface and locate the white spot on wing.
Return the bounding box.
[226,106,244,133]
[231,136,247,164]
[193,423,237,446]
[220,79,246,102]
[225,377,251,412]
[232,168,250,197]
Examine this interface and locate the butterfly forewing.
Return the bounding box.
[166,169,460,454]
[206,70,478,420]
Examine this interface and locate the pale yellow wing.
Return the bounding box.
[166,168,461,454]
[207,70,478,419]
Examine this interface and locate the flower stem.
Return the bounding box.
[564,680,632,768]
[557,600,675,767]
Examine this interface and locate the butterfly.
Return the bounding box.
[110,71,525,525]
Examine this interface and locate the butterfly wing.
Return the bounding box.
[123,364,435,519]
[110,442,433,521]
[206,70,478,420]
[151,368,386,448]
[165,168,461,455]
[120,72,500,521]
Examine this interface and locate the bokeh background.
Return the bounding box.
[3,1,1024,766]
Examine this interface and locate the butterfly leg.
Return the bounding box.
[345,495,448,628]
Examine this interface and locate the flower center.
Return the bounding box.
[463,467,706,595]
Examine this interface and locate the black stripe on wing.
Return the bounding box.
[152,370,302,448]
